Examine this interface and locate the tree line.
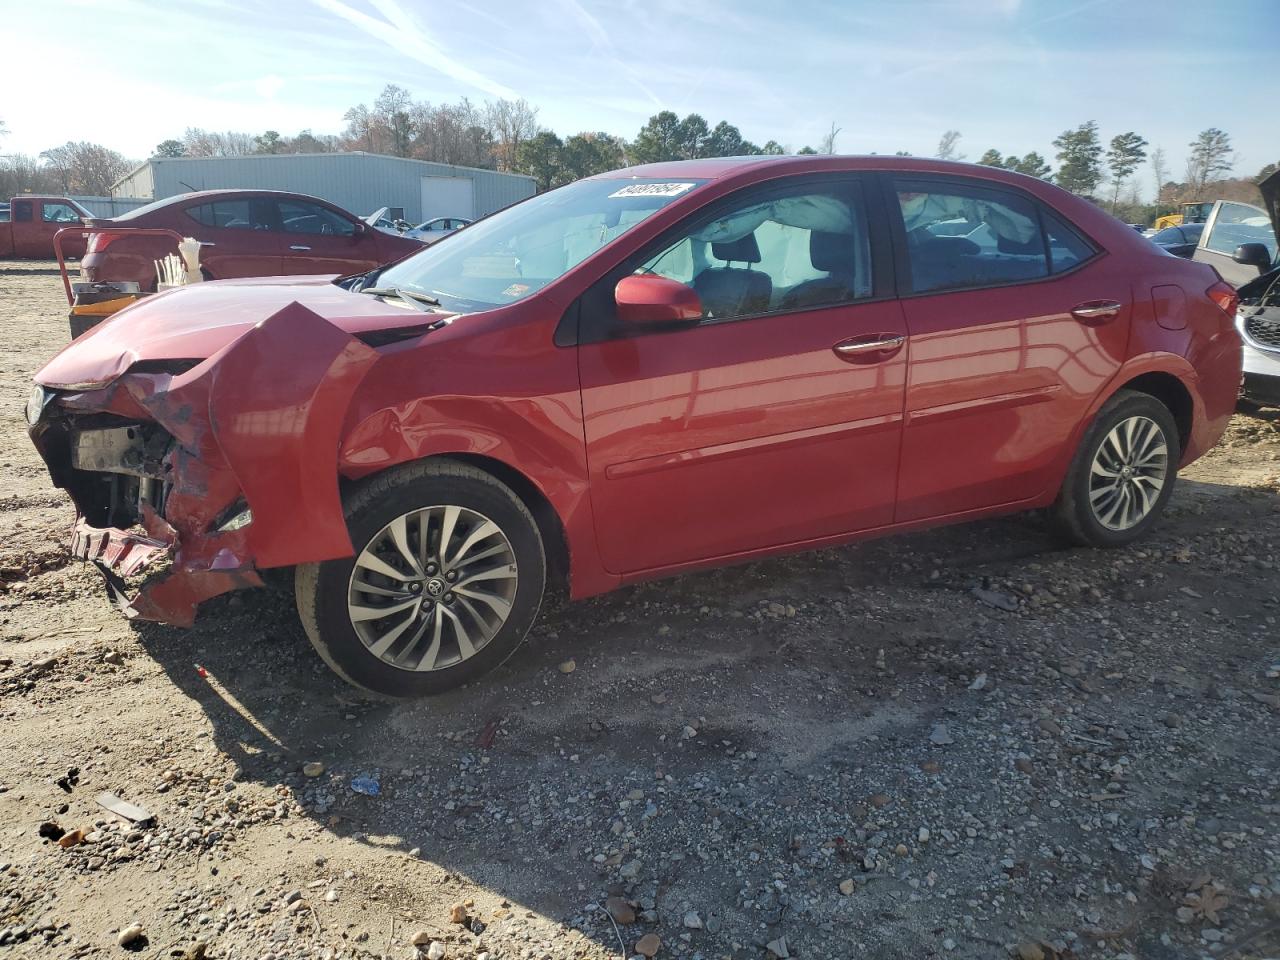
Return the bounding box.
[0,93,1273,228]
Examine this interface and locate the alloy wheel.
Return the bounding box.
[346,505,518,672]
[1088,415,1168,531]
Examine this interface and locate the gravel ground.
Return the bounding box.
[0,261,1277,960]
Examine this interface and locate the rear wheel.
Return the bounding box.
[1051,390,1180,547]
[295,461,546,697]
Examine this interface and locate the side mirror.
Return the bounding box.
[354,221,367,235]
[1233,242,1273,273]
[615,275,703,325]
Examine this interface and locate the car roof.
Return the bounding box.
[593,154,1043,184]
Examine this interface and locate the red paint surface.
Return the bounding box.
[31,157,1243,624]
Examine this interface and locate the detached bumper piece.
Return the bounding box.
[71,508,263,628]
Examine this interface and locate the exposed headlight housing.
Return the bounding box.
[24,384,50,425]
[212,499,253,533]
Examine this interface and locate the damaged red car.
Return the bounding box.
[28,156,1242,697]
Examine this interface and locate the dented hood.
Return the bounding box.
[37,275,448,389]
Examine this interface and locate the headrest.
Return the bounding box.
[810,231,850,272]
[711,233,761,263]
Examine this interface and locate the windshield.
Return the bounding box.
[375,177,706,312]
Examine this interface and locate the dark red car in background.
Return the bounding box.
[79,189,423,289]
[28,156,1242,697]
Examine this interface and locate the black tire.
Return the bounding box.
[294,460,545,697]
[1050,389,1181,548]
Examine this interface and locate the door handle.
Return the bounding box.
[833,334,906,362]
[1070,300,1122,323]
[289,244,312,251]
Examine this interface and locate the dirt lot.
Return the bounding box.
[0,260,1277,960]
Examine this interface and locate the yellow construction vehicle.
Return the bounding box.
[1153,201,1215,231]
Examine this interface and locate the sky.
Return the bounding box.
[2,0,1274,194]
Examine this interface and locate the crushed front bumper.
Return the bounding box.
[71,505,263,627]
[30,300,380,626]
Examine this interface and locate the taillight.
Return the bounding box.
[1206,280,1239,318]
[85,232,118,255]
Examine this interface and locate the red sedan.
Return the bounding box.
[78,189,423,290]
[28,156,1242,697]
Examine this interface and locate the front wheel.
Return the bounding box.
[295,461,546,697]
[1050,389,1181,547]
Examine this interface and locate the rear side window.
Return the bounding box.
[14,201,33,223]
[896,180,1048,293]
[186,200,270,230]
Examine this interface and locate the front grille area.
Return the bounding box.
[36,414,173,528]
[1245,311,1280,352]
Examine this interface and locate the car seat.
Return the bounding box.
[780,231,860,309]
[693,234,773,318]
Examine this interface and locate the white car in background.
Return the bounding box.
[364,207,413,237]
[1221,170,1280,408]
[405,216,472,244]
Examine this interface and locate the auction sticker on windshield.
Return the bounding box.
[608,182,697,199]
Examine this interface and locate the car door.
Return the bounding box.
[1194,199,1277,287]
[888,175,1132,522]
[576,175,908,575]
[183,197,282,278]
[11,199,40,257]
[275,199,380,275]
[32,200,84,257]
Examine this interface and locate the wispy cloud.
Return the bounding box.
[554,0,664,109]
[309,0,517,99]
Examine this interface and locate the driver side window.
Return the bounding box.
[635,184,872,322]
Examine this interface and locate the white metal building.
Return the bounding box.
[111,152,536,223]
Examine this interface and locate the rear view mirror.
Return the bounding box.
[615,275,703,325]
[1233,242,1273,273]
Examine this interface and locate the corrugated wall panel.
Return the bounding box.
[68,195,154,217]
[132,153,534,222]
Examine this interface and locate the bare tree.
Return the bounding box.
[1149,146,1168,203]
[484,98,540,172]
[181,128,254,157]
[935,130,963,161]
[37,141,131,194]
[374,84,415,157]
[341,105,378,153]
[819,122,842,155]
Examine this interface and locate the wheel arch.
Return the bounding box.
[1113,369,1194,451]
[341,452,572,598]
[440,453,571,598]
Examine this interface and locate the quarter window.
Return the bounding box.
[896,180,1049,292]
[1042,210,1096,274]
[636,185,873,321]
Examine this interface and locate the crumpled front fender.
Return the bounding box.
[207,302,378,567]
[141,301,380,569]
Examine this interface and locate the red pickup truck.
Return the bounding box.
[0,196,90,259]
